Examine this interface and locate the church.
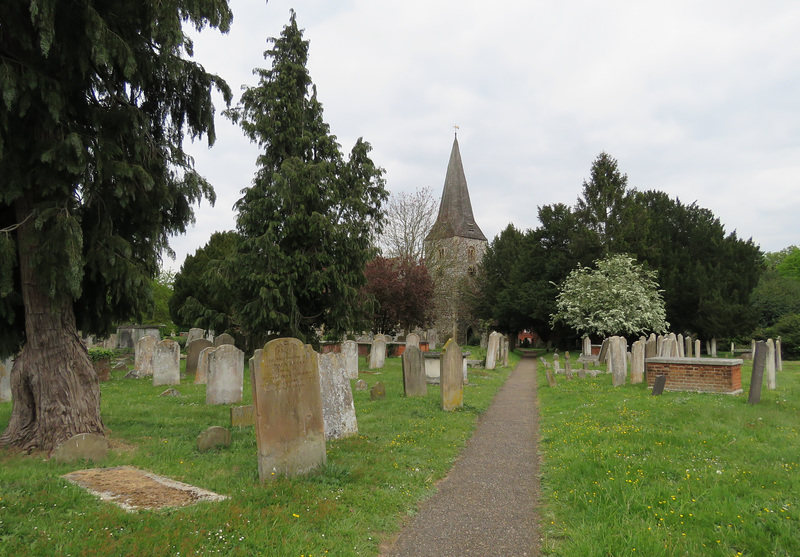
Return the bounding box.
[424,134,488,345]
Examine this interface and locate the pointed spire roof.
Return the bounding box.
[426,135,487,242]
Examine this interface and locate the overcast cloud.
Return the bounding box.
[172,0,800,271]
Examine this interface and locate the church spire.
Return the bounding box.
[426,135,487,242]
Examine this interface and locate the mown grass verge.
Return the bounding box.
[537,354,800,556]
[0,347,517,556]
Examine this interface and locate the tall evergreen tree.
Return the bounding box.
[0,0,231,451]
[226,11,387,347]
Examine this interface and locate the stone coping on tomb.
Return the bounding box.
[423,351,472,358]
[645,357,743,366]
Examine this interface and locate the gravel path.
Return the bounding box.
[382,352,541,557]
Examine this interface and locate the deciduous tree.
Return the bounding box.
[363,257,435,334]
[379,187,437,261]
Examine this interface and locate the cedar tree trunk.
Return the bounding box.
[0,197,104,454]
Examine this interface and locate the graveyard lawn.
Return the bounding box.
[538,353,800,556]
[0,347,517,556]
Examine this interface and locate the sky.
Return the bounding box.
[171,0,800,271]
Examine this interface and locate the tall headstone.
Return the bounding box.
[677,334,685,358]
[611,336,627,387]
[152,339,180,386]
[711,338,717,357]
[598,338,610,364]
[213,333,235,348]
[317,352,358,440]
[684,336,693,358]
[342,340,359,380]
[502,338,510,367]
[765,338,776,390]
[427,329,438,350]
[194,346,215,384]
[694,339,701,358]
[402,345,427,397]
[186,338,213,376]
[207,344,245,405]
[251,338,325,480]
[485,332,500,370]
[776,337,783,371]
[369,334,387,369]
[405,333,420,349]
[0,356,13,402]
[656,335,665,356]
[645,335,657,359]
[631,340,645,384]
[582,336,592,357]
[440,339,464,411]
[134,334,158,376]
[748,341,767,405]
[186,327,204,345]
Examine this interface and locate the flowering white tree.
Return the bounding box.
[550,254,669,337]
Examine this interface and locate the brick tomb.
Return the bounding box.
[645,357,743,395]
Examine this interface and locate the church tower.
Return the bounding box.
[424,134,488,344]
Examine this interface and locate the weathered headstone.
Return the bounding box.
[598,338,610,364]
[578,362,587,379]
[582,336,592,357]
[611,336,627,387]
[355,379,368,391]
[369,334,387,369]
[370,381,386,400]
[694,339,701,358]
[0,356,13,402]
[711,338,717,357]
[645,335,657,359]
[197,426,231,451]
[186,327,204,345]
[564,351,573,380]
[405,333,420,348]
[251,338,326,480]
[651,375,666,396]
[231,405,255,427]
[545,367,557,387]
[317,352,358,440]
[133,334,158,377]
[684,336,693,358]
[206,344,245,405]
[51,433,108,463]
[766,338,776,390]
[152,339,180,386]
[342,340,359,380]
[748,340,767,405]
[631,340,645,384]
[677,334,685,358]
[186,338,213,376]
[194,346,215,385]
[213,333,235,348]
[776,337,783,371]
[402,345,427,397]
[485,332,500,370]
[502,338,510,367]
[440,339,463,411]
[427,328,438,350]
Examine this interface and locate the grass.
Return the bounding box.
[0,347,517,557]
[537,352,800,556]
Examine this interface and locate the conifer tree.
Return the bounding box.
[0,1,232,451]
[226,11,387,347]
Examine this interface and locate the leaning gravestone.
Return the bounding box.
[598,338,610,364]
[206,344,244,405]
[251,338,326,480]
[186,328,204,345]
[369,334,387,369]
[651,375,666,396]
[405,333,420,349]
[194,346,215,385]
[213,333,235,348]
[402,345,427,397]
[186,338,213,376]
[133,335,158,377]
[152,339,180,386]
[0,356,13,402]
[440,339,464,411]
[317,352,358,441]
[342,340,359,379]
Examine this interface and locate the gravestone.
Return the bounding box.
[677,334,685,358]
[405,333,420,349]
[369,334,387,369]
[317,352,358,440]
[197,426,231,451]
[355,379,368,391]
[685,336,693,358]
[631,340,645,384]
[186,328,204,345]
[206,344,245,405]
[186,338,213,376]
[51,433,108,463]
[582,336,592,357]
[402,345,427,397]
[231,405,254,427]
[651,375,666,396]
[598,338,610,364]
[578,362,587,379]
[694,339,701,358]
[485,332,500,370]
[0,356,13,402]
[765,338,776,390]
[152,339,180,386]
[194,346,215,385]
[427,329,438,350]
[440,339,464,411]
[748,341,767,405]
[342,340,359,379]
[545,367,556,387]
[776,337,783,371]
[656,334,665,356]
[711,338,717,357]
[502,338,510,367]
[213,333,235,348]
[564,351,572,380]
[133,335,158,377]
[370,382,386,400]
[611,336,627,387]
[251,338,326,480]
[645,335,657,359]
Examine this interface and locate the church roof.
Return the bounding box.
[425,135,487,242]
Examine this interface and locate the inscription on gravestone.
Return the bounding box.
[440,339,463,411]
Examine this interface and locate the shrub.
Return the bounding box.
[765,313,800,359]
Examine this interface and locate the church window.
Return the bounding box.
[468,265,476,276]
[467,246,477,262]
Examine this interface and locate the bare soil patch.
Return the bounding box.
[62,466,227,511]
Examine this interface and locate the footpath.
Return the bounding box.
[382,352,541,557]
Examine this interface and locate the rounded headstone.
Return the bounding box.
[51,433,108,463]
[197,426,231,451]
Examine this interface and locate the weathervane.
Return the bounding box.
[453,124,459,136]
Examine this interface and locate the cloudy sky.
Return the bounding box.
[172,0,800,271]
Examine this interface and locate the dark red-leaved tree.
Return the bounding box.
[363,257,435,334]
